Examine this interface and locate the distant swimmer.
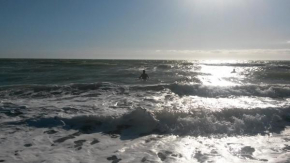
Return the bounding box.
[139,70,149,80]
[231,68,236,73]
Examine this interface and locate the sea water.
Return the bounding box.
[1,59,290,163]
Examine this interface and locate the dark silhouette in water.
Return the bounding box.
[231,68,236,73]
[139,70,149,80]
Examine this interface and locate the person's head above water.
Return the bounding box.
[139,70,149,80]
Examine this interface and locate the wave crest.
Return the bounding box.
[9,107,290,137]
[1,82,290,98]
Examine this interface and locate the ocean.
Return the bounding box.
[1,59,290,163]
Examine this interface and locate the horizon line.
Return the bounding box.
[1,57,290,61]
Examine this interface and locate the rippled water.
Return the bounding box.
[1,59,290,163]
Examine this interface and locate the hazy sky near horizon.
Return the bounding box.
[1,0,290,60]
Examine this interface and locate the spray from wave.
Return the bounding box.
[1,82,290,98]
[6,106,289,138]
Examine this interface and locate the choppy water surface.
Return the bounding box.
[1,59,290,163]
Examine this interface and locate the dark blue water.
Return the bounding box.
[1,59,290,162]
[1,59,290,86]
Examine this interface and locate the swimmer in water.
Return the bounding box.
[231,68,236,73]
[139,70,149,80]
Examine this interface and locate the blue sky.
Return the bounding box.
[1,0,290,59]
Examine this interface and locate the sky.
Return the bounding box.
[0,0,290,60]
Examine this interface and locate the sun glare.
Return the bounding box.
[196,60,242,86]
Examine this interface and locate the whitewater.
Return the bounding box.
[1,59,290,163]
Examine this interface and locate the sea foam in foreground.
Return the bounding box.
[1,59,290,163]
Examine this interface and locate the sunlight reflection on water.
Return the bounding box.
[198,65,239,86]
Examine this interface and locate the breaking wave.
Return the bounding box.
[8,107,290,137]
[1,82,290,98]
[133,83,290,98]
